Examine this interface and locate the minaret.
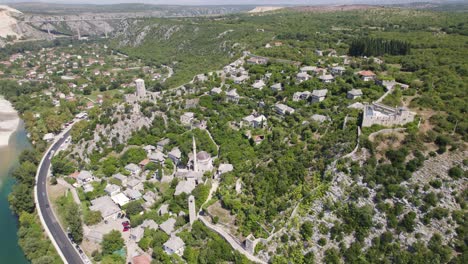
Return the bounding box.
[192,136,198,172]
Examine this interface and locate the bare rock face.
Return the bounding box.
[71,102,156,161]
[0,3,252,46]
[0,5,50,46]
[0,5,25,42]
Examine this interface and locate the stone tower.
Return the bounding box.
[135,79,146,98]
[188,195,196,225]
[192,135,198,172]
[245,234,256,254]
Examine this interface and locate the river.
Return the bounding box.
[0,120,30,263]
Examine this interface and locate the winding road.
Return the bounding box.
[35,126,85,264]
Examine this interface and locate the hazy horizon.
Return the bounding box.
[0,0,460,6]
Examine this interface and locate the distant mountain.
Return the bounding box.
[8,2,254,15]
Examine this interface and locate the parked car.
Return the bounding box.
[122,221,130,227]
[123,226,130,232]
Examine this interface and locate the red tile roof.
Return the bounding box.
[139,159,150,166]
[358,70,376,77]
[132,254,151,264]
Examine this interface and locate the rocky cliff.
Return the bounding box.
[0,3,253,47]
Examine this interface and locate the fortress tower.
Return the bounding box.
[192,135,198,172]
[188,195,196,225]
[135,78,146,98]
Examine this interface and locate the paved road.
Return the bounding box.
[36,129,84,264]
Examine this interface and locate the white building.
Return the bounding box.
[347,89,363,99]
[159,218,176,235]
[270,83,283,92]
[89,196,121,220]
[112,173,128,186]
[83,183,94,193]
[210,87,222,95]
[242,114,267,129]
[293,91,311,102]
[105,184,121,196]
[274,103,295,115]
[141,219,159,230]
[217,163,233,178]
[149,150,166,164]
[111,192,130,207]
[163,235,185,256]
[130,226,145,242]
[319,74,335,83]
[168,147,182,165]
[127,178,143,191]
[296,72,311,83]
[125,163,141,176]
[196,151,213,173]
[252,80,265,90]
[311,89,328,103]
[226,89,240,103]
[331,66,346,76]
[125,189,143,200]
[232,74,249,84]
[43,133,55,142]
[77,170,94,186]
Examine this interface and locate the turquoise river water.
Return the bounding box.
[0,121,30,263]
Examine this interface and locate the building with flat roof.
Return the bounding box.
[111,193,130,206]
[90,196,121,219]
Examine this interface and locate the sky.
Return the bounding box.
[0,0,455,5]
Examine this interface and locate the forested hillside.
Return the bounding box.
[111,7,468,263]
[113,8,467,139]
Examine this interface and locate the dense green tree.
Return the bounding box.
[84,210,102,225]
[398,212,416,233]
[324,248,342,264]
[101,230,124,255]
[349,37,411,57]
[121,148,147,164]
[301,221,314,240]
[8,183,34,214]
[448,166,464,179]
[125,201,144,216]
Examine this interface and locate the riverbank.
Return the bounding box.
[0,97,20,147]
